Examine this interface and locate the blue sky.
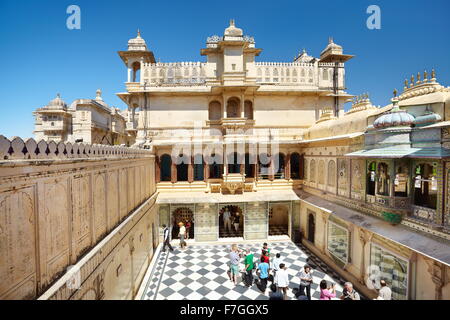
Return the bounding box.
[0,0,449,138]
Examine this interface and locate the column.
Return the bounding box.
[156,156,161,183]
[171,161,177,183]
[285,153,291,180]
[127,65,132,82]
[269,156,275,181]
[188,156,194,183]
[240,95,245,118]
[204,161,210,181]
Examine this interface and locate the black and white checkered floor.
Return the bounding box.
[140,240,348,300]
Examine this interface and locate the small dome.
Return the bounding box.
[224,19,243,37]
[128,29,148,51]
[46,93,67,110]
[373,98,415,129]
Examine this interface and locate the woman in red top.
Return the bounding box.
[261,250,270,263]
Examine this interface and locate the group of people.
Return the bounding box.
[222,208,242,233]
[228,242,393,301]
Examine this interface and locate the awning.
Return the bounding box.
[345,146,450,159]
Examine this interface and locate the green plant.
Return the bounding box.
[382,211,402,224]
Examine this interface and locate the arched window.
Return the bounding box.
[377,162,390,196]
[193,154,204,181]
[274,153,286,179]
[258,153,271,179]
[245,153,255,178]
[308,212,315,243]
[160,154,172,182]
[176,154,189,182]
[209,101,221,120]
[310,159,316,183]
[318,160,325,184]
[132,61,141,82]
[367,162,376,195]
[327,160,336,187]
[227,152,241,174]
[414,163,437,209]
[394,164,408,197]
[226,97,240,118]
[290,153,301,179]
[244,100,253,120]
[209,154,223,179]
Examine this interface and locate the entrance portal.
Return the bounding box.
[269,204,289,236]
[307,213,315,243]
[171,207,194,240]
[219,205,243,238]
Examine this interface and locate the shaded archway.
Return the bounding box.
[218,205,243,238]
[307,213,315,243]
[160,154,172,182]
[208,101,221,120]
[227,152,242,174]
[176,154,189,181]
[269,204,289,235]
[244,100,253,120]
[171,207,194,239]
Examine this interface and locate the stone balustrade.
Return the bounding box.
[0,135,153,161]
[141,62,207,86]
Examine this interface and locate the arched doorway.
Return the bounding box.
[269,204,289,235]
[227,152,241,174]
[307,212,315,243]
[171,207,194,239]
[219,205,243,238]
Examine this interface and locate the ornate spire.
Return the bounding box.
[328,36,333,44]
[230,19,235,27]
[95,89,102,101]
[137,29,141,37]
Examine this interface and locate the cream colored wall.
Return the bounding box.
[297,199,450,300]
[0,154,156,300]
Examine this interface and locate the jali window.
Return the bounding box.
[327,221,349,264]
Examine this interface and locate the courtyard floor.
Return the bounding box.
[138,240,347,300]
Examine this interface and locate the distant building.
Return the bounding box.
[34,89,135,145]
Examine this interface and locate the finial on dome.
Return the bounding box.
[393,88,398,97]
[137,29,141,37]
[416,72,421,84]
[56,93,61,98]
[431,68,436,80]
[230,19,235,27]
[96,89,102,100]
[328,36,333,44]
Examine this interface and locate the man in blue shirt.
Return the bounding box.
[256,257,270,292]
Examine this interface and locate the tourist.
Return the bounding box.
[229,244,241,285]
[243,249,255,287]
[274,263,290,300]
[261,250,270,264]
[234,211,241,233]
[262,242,271,255]
[162,224,174,252]
[223,208,232,232]
[376,280,392,300]
[185,219,191,239]
[178,222,186,250]
[340,282,360,300]
[270,253,283,278]
[298,265,313,300]
[256,256,270,292]
[269,283,283,300]
[319,280,336,300]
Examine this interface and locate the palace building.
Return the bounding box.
[1,21,449,300]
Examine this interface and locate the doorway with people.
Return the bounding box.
[218,205,244,238]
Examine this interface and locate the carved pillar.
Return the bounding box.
[424,257,447,300]
[269,156,275,181]
[358,228,373,285]
[188,156,194,183]
[204,162,209,181]
[171,161,177,183]
[155,156,161,183]
[321,212,330,254]
[285,153,291,180]
[255,162,259,180]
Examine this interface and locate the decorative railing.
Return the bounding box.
[0,135,152,160]
[255,62,316,85]
[141,62,207,86]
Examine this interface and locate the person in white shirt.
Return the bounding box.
[271,253,283,278]
[223,208,232,232]
[178,222,186,250]
[376,280,392,300]
[274,263,290,300]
